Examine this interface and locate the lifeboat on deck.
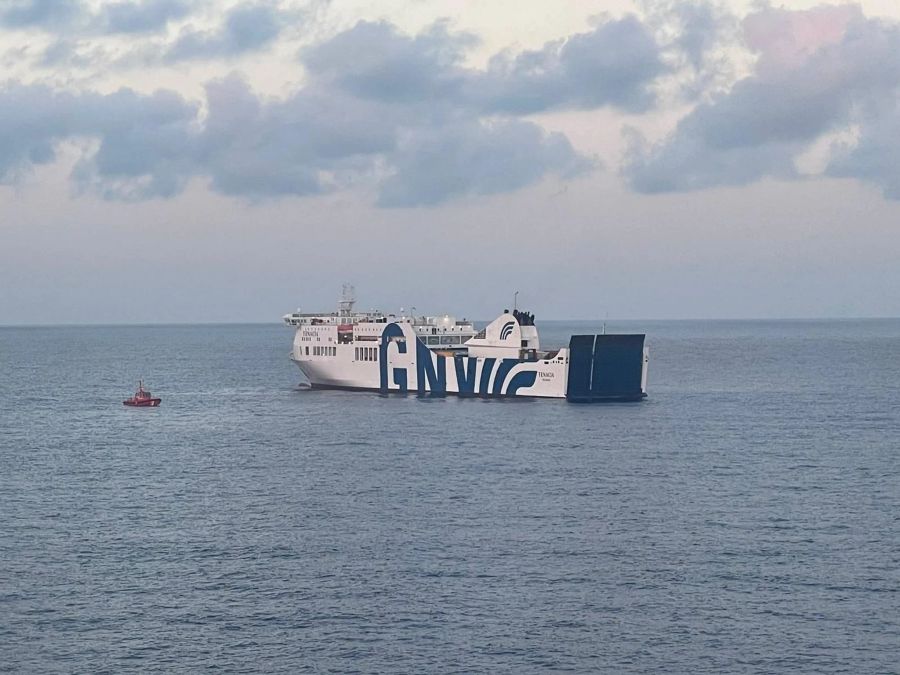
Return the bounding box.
[123,380,161,407]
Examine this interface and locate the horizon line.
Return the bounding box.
[2,315,900,329]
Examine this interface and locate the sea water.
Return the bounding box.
[1,320,899,673]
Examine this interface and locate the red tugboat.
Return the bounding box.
[123,380,161,407]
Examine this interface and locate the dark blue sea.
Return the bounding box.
[2,319,899,673]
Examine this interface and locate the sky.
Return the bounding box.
[1,0,899,324]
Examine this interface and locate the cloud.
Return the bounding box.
[0,83,80,180]
[165,4,283,61]
[827,100,900,199]
[378,119,591,207]
[3,9,618,207]
[304,16,671,115]
[0,0,188,35]
[0,82,198,199]
[71,88,200,200]
[668,1,727,72]
[303,20,475,105]
[100,0,190,34]
[0,74,590,206]
[0,0,85,30]
[475,15,668,114]
[4,8,761,206]
[624,4,900,196]
[198,76,591,205]
[196,75,399,198]
[39,39,100,68]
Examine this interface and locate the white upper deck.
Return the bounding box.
[283,285,478,349]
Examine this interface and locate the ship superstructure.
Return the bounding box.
[284,287,648,401]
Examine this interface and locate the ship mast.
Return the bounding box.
[338,283,356,319]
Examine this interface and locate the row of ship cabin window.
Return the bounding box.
[356,347,378,362]
[424,335,465,345]
[309,346,335,356]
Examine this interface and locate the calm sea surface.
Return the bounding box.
[1,320,899,673]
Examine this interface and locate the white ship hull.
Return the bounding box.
[292,331,569,398]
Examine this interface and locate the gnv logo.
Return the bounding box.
[500,321,515,340]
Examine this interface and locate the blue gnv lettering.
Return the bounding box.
[379,323,408,393]
[416,339,446,395]
[454,357,478,396]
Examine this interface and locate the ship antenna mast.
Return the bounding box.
[339,283,356,319]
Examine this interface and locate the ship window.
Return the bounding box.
[427,336,439,345]
[374,349,378,362]
[355,348,359,360]
[305,346,309,355]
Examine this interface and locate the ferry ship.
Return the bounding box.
[284,287,648,402]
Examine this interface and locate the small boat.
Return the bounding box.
[123,380,161,407]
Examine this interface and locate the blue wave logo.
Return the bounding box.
[500,321,515,340]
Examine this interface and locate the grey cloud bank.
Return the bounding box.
[1,0,190,34]
[0,83,198,199]
[165,4,283,61]
[1,10,679,206]
[2,3,900,205]
[0,0,82,30]
[102,0,190,34]
[304,15,670,115]
[624,5,900,199]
